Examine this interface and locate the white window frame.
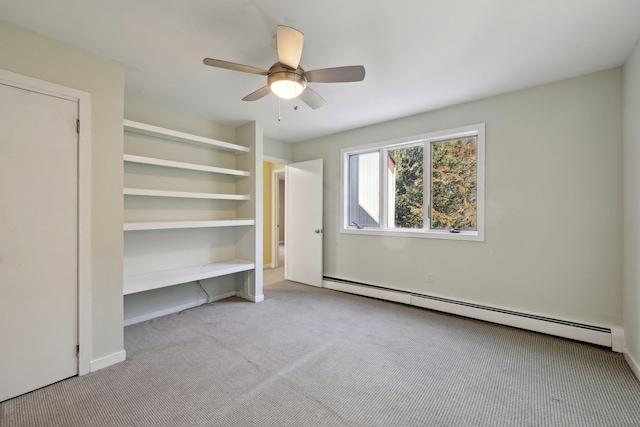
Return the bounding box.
[341,123,485,242]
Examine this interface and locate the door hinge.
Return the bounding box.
[76,344,80,356]
[76,119,80,134]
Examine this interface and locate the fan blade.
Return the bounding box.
[242,85,271,101]
[299,87,326,109]
[277,26,304,70]
[203,58,268,76]
[306,65,365,83]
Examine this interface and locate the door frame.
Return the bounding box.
[0,69,92,376]
[271,168,285,268]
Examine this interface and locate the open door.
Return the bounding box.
[285,159,323,287]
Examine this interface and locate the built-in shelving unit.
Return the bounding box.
[124,154,250,177]
[124,260,255,295]
[123,188,250,200]
[124,219,255,231]
[123,119,260,299]
[124,120,250,153]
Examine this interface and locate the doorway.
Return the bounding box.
[272,168,285,269]
[263,158,323,287]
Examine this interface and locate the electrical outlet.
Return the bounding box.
[428,273,433,283]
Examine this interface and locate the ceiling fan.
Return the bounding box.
[203,26,365,109]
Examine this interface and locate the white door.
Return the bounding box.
[285,159,323,287]
[0,82,79,401]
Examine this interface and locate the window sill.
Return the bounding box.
[341,227,484,242]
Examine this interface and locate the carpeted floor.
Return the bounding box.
[2,272,640,426]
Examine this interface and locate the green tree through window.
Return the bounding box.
[389,146,423,228]
[431,137,477,230]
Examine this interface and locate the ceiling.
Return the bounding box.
[1,0,639,143]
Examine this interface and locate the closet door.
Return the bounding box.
[0,82,79,401]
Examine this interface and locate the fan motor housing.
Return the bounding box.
[268,63,307,91]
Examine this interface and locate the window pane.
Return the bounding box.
[349,151,380,227]
[388,146,423,229]
[431,137,477,230]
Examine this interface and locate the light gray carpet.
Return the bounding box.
[2,276,640,426]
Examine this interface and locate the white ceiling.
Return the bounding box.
[1,0,639,143]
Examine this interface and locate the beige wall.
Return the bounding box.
[623,40,640,370]
[293,68,623,327]
[125,95,236,143]
[264,136,292,161]
[0,20,125,361]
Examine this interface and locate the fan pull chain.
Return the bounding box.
[278,98,281,122]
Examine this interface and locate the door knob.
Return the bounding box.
[315,229,322,234]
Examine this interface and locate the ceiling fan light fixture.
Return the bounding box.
[268,69,307,99]
[203,25,364,109]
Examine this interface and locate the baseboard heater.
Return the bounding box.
[322,276,624,352]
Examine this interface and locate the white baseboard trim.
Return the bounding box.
[625,350,640,382]
[90,349,126,372]
[323,278,620,350]
[209,290,237,303]
[238,293,264,303]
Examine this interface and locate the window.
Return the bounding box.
[342,123,484,241]
[388,144,424,229]
[430,136,477,231]
[348,151,380,228]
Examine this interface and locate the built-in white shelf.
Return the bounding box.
[123,119,259,302]
[124,219,255,231]
[124,120,250,154]
[124,154,250,177]
[124,260,255,295]
[123,188,250,201]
